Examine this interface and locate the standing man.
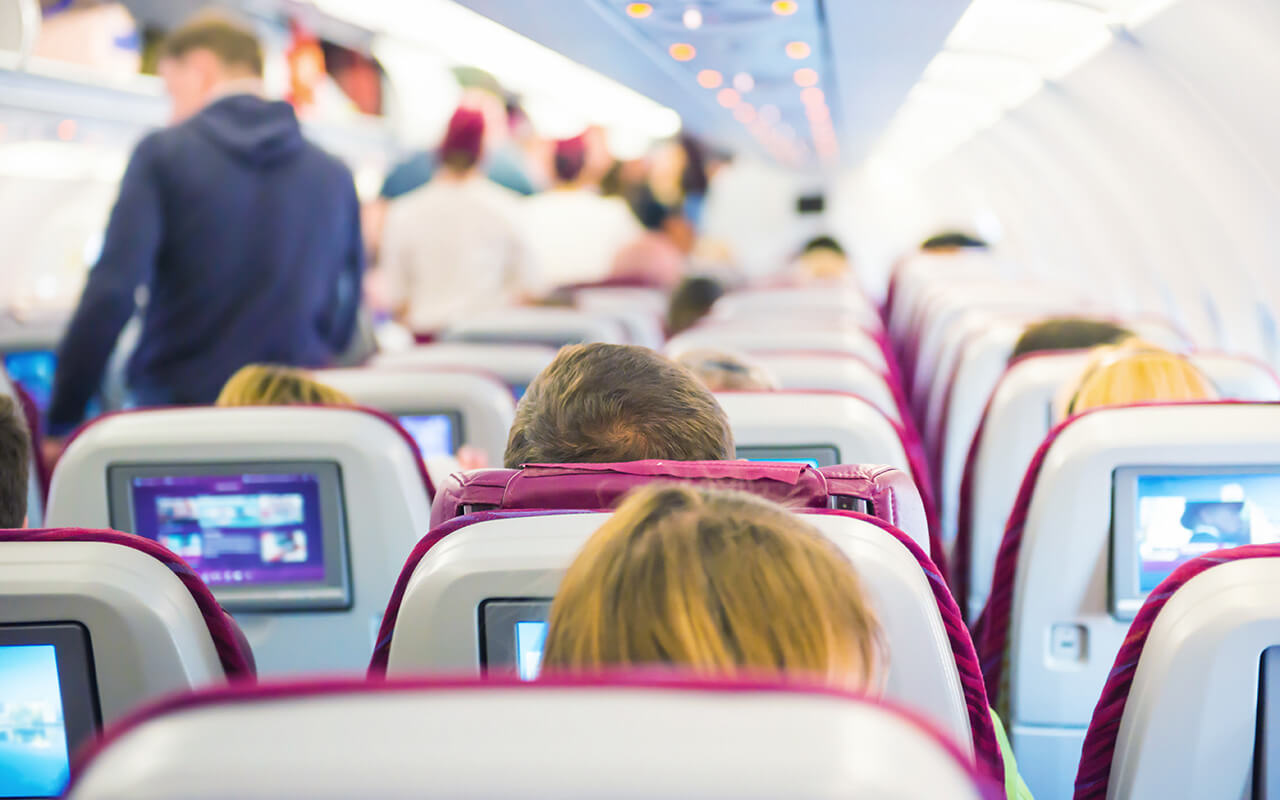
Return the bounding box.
[47,13,363,440]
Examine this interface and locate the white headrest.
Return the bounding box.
[0,540,227,723]
[316,367,516,464]
[668,326,886,369]
[750,353,900,421]
[46,407,432,676]
[716,392,910,474]
[1105,555,1280,800]
[714,287,881,330]
[443,307,628,347]
[964,353,1280,619]
[69,681,985,800]
[572,288,667,348]
[371,342,557,387]
[383,511,972,753]
[887,254,996,340]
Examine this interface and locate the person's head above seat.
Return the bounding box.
[672,348,779,392]
[216,364,353,407]
[794,235,853,282]
[0,395,30,528]
[919,231,988,253]
[157,12,264,123]
[541,484,883,690]
[504,343,734,467]
[438,106,486,175]
[667,276,725,336]
[1011,317,1134,362]
[1060,342,1218,420]
[553,134,589,186]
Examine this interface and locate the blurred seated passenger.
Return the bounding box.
[0,396,31,528]
[542,484,1033,800]
[792,235,854,283]
[216,364,353,407]
[607,190,693,290]
[379,107,535,337]
[673,348,778,392]
[1060,342,1218,420]
[504,343,734,467]
[920,231,989,253]
[666,276,725,336]
[1010,317,1134,361]
[522,134,642,291]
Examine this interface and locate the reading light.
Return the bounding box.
[717,88,740,107]
[786,41,811,59]
[626,3,653,18]
[772,1,798,16]
[793,68,819,87]
[733,72,755,92]
[683,7,703,29]
[669,43,696,61]
[697,69,723,89]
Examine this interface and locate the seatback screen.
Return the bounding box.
[3,351,55,414]
[108,462,351,612]
[736,445,839,468]
[397,413,460,459]
[480,600,551,681]
[0,624,99,799]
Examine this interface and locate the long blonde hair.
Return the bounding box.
[216,364,353,407]
[542,485,883,689]
[1062,342,1218,419]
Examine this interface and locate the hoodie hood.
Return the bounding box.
[190,94,305,167]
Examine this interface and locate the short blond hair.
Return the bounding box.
[216,365,353,407]
[1063,342,1218,419]
[542,485,883,689]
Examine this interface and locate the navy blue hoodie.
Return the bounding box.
[48,94,364,434]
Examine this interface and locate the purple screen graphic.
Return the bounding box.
[131,474,326,588]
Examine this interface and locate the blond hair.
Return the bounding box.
[1062,342,1218,419]
[672,348,779,392]
[542,485,883,689]
[216,364,353,407]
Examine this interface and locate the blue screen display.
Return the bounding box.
[1135,473,1280,592]
[516,621,547,682]
[398,414,456,459]
[745,457,821,468]
[0,645,70,798]
[510,383,528,402]
[3,352,55,415]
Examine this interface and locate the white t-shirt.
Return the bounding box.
[380,175,534,333]
[521,188,642,291]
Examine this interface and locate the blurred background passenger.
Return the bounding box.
[919,231,989,253]
[607,188,694,290]
[1059,342,1219,420]
[217,364,353,407]
[522,134,642,291]
[673,348,779,392]
[792,235,854,283]
[378,106,534,338]
[666,276,726,336]
[47,12,363,445]
[1010,317,1134,361]
[504,343,734,467]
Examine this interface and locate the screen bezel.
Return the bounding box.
[478,598,551,679]
[106,461,352,613]
[0,622,101,797]
[1111,464,1280,621]
[1258,646,1278,800]
[735,445,840,468]
[393,410,464,458]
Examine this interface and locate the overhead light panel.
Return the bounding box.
[683,7,703,30]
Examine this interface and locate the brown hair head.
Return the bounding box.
[160,12,264,77]
[0,395,30,528]
[504,343,734,467]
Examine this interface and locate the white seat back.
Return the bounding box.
[714,286,882,331]
[747,353,900,421]
[317,367,516,466]
[371,342,556,394]
[45,407,432,676]
[0,539,231,724]
[716,391,909,474]
[668,326,886,369]
[1002,403,1280,797]
[964,352,1280,621]
[382,511,974,756]
[68,679,986,800]
[443,307,628,347]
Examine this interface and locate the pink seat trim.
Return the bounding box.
[0,528,255,679]
[1073,543,1280,800]
[69,671,1001,799]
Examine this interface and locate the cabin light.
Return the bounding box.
[626,3,653,19]
[922,51,1042,110]
[56,119,77,141]
[669,43,697,61]
[734,104,756,123]
[733,72,755,92]
[697,69,723,89]
[682,7,703,29]
[945,0,1112,78]
[785,41,811,59]
[758,104,781,124]
[793,68,819,87]
[717,88,741,107]
[772,1,798,16]
[801,87,824,105]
